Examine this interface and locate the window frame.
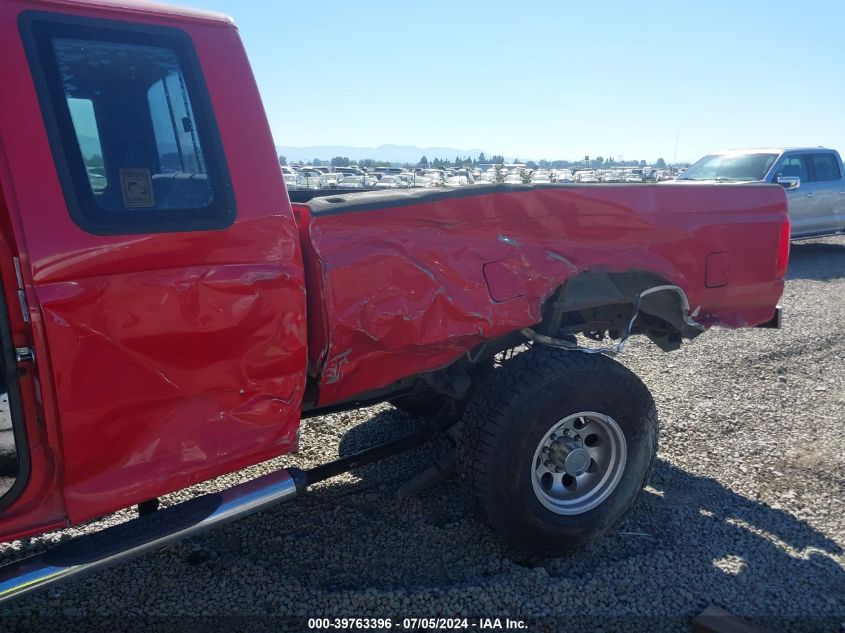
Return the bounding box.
[18,11,236,235]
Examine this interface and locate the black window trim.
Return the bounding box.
[18,10,236,236]
[0,274,33,513]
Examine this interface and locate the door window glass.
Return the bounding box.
[807,153,841,182]
[773,155,809,183]
[67,98,107,192]
[22,16,236,234]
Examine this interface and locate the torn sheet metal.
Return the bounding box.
[521,284,705,356]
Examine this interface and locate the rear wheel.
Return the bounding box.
[459,346,657,556]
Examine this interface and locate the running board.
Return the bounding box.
[0,467,306,604]
[0,402,461,604]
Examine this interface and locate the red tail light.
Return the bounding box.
[775,216,790,280]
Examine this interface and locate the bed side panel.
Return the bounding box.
[307,185,787,405]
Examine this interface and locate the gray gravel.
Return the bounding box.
[0,236,843,632]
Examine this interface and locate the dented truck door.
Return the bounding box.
[1,4,308,528]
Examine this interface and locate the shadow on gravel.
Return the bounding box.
[298,413,844,629]
[337,407,423,457]
[336,406,455,488]
[1,412,842,632]
[786,239,845,281]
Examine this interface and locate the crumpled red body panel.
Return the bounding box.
[35,249,307,518]
[0,0,308,529]
[306,185,787,405]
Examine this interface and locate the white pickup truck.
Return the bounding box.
[673,148,845,239]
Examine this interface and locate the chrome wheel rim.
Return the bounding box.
[530,411,627,515]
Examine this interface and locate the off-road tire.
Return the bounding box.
[458,346,658,556]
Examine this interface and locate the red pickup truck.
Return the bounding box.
[0,0,788,602]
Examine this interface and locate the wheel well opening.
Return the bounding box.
[535,271,703,352]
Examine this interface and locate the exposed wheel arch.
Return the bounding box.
[534,271,705,352]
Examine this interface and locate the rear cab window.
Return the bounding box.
[807,153,841,182]
[19,12,235,234]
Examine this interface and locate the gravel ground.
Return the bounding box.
[0,236,843,633]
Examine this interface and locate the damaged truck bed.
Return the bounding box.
[0,0,791,601]
[293,183,789,407]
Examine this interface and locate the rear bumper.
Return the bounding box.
[755,305,782,329]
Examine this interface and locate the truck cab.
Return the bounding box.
[0,0,309,542]
[769,148,845,238]
[676,147,845,239]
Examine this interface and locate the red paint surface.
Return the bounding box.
[0,0,306,537]
[705,252,731,288]
[483,259,526,302]
[0,0,788,542]
[305,185,787,405]
[291,203,330,377]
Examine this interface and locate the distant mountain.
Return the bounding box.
[78,135,103,159]
[276,144,488,165]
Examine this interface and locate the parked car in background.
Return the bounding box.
[531,171,551,184]
[337,176,367,189]
[86,170,107,191]
[553,169,574,183]
[374,175,408,189]
[281,166,296,182]
[282,167,302,190]
[423,170,446,186]
[576,171,600,183]
[675,148,845,239]
[335,167,365,178]
[296,170,328,190]
[322,173,342,188]
[455,169,474,184]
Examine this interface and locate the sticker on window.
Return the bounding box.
[119,169,156,208]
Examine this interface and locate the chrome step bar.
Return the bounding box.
[0,467,305,604]
[0,403,461,604]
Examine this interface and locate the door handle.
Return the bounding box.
[805,192,815,198]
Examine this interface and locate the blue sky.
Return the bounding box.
[177,0,844,163]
